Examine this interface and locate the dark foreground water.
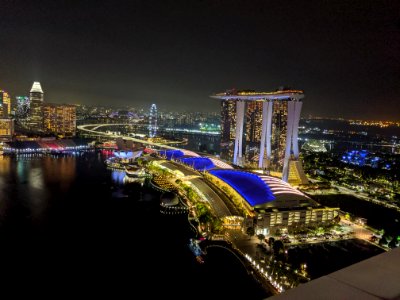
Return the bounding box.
[0,153,268,298]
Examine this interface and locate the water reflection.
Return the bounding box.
[0,155,10,175]
[42,156,76,191]
[0,154,80,223]
[0,152,270,299]
[111,170,126,185]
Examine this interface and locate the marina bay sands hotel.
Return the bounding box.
[211,88,308,185]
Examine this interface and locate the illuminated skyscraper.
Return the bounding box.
[29,82,44,132]
[212,88,306,183]
[220,99,236,159]
[0,118,14,140]
[16,96,30,119]
[149,103,157,138]
[270,100,288,171]
[43,103,76,136]
[0,90,11,117]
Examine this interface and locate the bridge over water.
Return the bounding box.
[77,123,179,150]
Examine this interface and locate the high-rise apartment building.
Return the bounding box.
[28,82,44,132]
[43,103,76,137]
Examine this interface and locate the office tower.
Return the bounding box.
[43,103,76,137]
[29,82,44,132]
[211,88,307,183]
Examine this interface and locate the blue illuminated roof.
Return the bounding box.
[159,150,185,160]
[179,157,215,171]
[209,170,276,206]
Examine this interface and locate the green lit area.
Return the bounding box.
[199,122,220,132]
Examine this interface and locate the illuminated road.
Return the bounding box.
[189,177,232,217]
[77,123,179,150]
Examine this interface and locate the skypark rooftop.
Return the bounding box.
[210,89,304,101]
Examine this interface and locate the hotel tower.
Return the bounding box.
[211,87,308,184]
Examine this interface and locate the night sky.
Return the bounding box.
[0,0,399,119]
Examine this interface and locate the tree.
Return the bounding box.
[212,218,223,233]
[388,237,398,249]
[315,227,325,235]
[273,240,284,256]
[257,234,266,244]
[199,213,212,224]
[379,233,392,247]
[268,237,275,247]
[246,226,255,237]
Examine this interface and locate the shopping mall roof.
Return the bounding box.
[159,150,185,160]
[209,170,276,206]
[208,170,311,207]
[179,157,215,171]
[158,149,233,171]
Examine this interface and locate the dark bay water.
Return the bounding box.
[0,152,269,298]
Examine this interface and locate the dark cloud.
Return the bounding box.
[0,0,399,119]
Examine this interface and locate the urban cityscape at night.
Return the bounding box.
[0,1,399,299]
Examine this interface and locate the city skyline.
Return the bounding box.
[0,1,399,120]
[1,2,400,298]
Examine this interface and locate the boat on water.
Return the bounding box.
[188,238,205,263]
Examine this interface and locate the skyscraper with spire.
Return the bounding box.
[149,104,157,138]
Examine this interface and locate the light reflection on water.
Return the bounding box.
[0,154,80,222]
[0,151,270,299]
[111,170,126,185]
